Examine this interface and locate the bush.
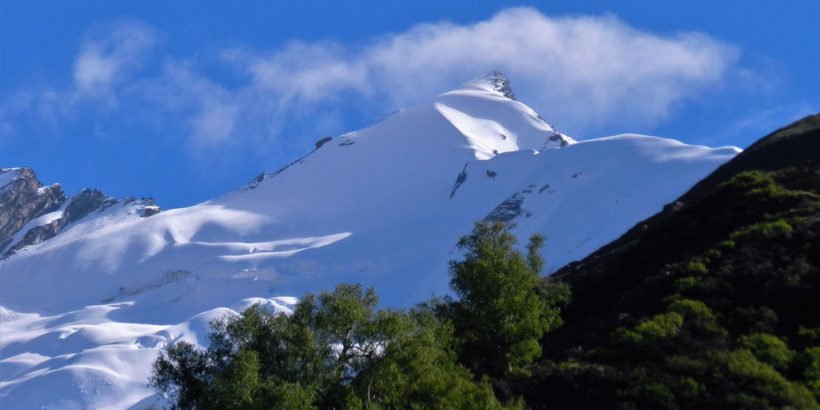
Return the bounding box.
[738,333,795,372]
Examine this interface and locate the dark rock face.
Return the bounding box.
[66,189,118,220]
[484,192,527,222]
[136,199,160,217]
[449,163,469,199]
[315,136,333,149]
[548,132,572,148]
[487,71,516,100]
[3,189,115,257]
[0,168,161,258]
[0,168,65,251]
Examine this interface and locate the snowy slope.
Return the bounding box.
[0,74,739,408]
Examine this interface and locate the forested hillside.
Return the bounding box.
[535,115,820,409]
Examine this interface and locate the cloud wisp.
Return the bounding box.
[1,8,740,150]
[73,21,157,103]
[0,21,157,137]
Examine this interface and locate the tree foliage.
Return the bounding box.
[151,283,515,409]
[446,221,565,380]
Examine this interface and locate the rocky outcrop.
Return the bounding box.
[487,71,515,100]
[0,168,65,250]
[65,189,118,221]
[449,163,469,199]
[547,132,573,148]
[315,136,333,149]
[133,198,160,217]
[3,189,115,256]
[0,168,161,258]
[483,191,527,222]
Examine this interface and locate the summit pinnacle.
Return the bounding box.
[487,70,515,100]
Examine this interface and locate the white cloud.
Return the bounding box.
[1,8,743,149]
[134,61,240,147]
[207,8,738,139]
[73,21,156,103]
[0,21,157,134]
[74,51,119,93]
[226,43,371,104]
[192,99,239,146]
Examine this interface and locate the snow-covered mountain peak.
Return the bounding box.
[230,74,575,198]
[416,73,576,159]
[245,74,574,186]
[0,75,742,408]
[460,71,516,100]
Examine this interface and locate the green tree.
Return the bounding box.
[739,333,795,372]
[357,309,514,409]
[447,221,564,379]
[798,347,820,401]
[150,340,211,409]
[210,350,267,409]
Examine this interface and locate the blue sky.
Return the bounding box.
[1,1,818,208]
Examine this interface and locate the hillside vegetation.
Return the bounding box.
[536,115,820,409]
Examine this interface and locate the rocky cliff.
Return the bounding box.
[0,167,160,258]
[0,168,65,250]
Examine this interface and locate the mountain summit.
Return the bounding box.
[481,70,517,100]
[0,76,739,408]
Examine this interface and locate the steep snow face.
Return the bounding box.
[0,74,739,408]
[433,73,573,159]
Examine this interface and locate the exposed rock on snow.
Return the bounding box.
[0,170,161,259]
[0,168,65,251]
[487,70,516,100]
